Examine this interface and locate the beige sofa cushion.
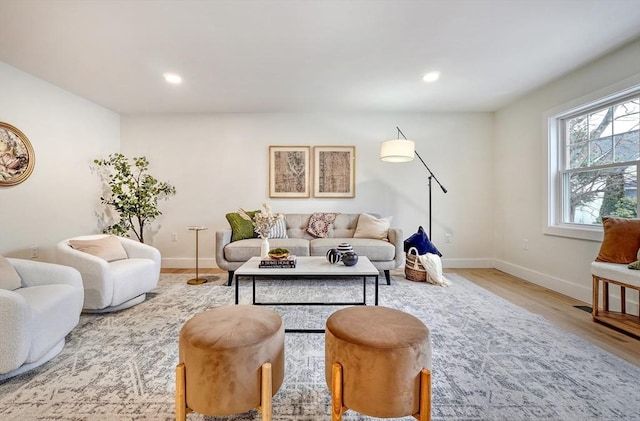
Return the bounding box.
[310,238,396,261]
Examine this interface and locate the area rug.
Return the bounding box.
[0,271,638,420]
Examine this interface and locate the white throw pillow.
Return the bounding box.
[69,236,128,262]
[353,213,391,240]
[269,218,288,239]
[0,255,21,290]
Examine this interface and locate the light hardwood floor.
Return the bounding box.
[161,267,639,366]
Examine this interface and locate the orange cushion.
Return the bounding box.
[596,217,640,264]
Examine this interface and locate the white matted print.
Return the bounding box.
[269,146,310,198]
[313,146,355,198]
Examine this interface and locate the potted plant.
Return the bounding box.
[94,153,176,243]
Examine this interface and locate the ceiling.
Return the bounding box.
[1,0,639,114]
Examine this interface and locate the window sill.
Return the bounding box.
[543,224,603,242]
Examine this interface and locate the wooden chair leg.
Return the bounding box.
[331,362,345,421]
[413,368,431,421]
[621,286,626,313]
[592,276,599,318]
[259,362,272,421]
[175,363,188,421]
[603,281,610,311]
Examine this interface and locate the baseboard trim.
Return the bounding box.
[494,259,592,303]
[442,258,495,269]
[162,257,217,269]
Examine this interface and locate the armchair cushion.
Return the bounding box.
[0,255,21,290]
[69,235,128,262]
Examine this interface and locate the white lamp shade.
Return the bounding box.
[380,139,415,162]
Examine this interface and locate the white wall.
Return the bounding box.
[121,112,494,268]
[493,39,640,303]
[0,62,120,261]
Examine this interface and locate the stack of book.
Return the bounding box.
[259,255,297,268]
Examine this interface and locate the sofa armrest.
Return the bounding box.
[387,228,404,268]
[0,289,31,374]
[215,230,233,270]
[8,258,83,290]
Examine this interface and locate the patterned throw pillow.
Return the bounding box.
[269,218,288,239]
[306,212,339,238]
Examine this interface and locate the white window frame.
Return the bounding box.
[544,76,640,241]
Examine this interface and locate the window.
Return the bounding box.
[546,82,640,240]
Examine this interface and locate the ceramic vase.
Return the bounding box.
[342,251,359,266]
[326,248,341,264]
[260,237,270,258]
[337,242,353,253]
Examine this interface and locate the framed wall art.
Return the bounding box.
[313,146,355,198]
[269,145,310,198]
[0,122,35,187]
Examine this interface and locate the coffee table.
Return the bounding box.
[234,256,380,332]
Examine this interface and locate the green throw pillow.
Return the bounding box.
[226,211,259,242]
[628,248,640,270]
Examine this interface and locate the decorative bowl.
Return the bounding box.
[268,248,290,259]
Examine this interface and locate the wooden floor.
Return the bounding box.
[162,267,639,366]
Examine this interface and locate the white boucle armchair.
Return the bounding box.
[0,258,84,381]
[55,235,161,313]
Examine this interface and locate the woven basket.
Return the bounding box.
[405,247,430,283]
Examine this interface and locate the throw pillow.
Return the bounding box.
[69,235,128,262]
[403,226,442,257]
[0,255,21,290]
[628,248,640,270]
[596,217,640,264]
[353,213,392,240]
[269,218,288,239]
[226,211,259,242]
[306,212,339,238]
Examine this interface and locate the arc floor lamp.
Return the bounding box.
[380,126,447,238]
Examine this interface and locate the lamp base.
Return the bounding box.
[187,277,208,285]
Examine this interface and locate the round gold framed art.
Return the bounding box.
[0,122,35,186]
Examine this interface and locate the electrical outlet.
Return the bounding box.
[522,239,529,250]
[30,245,38,258]
[444,233,452,243]
[171,233,178,242]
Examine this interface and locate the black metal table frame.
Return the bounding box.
[234,273,379,333]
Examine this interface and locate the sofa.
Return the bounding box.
[216,213,403,285]
[0,257,84,381]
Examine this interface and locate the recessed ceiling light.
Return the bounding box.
[163,73,182,84]
[422,71,440,83]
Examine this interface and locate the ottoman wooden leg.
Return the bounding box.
[175,363,192,421]
[413,368,431,421]
[331,362,347,421]
[259,362,273,421]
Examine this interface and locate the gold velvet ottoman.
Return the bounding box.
[325,306,432,421]
[176,305,285,421]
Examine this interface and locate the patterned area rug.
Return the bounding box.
[1,271,639,420]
